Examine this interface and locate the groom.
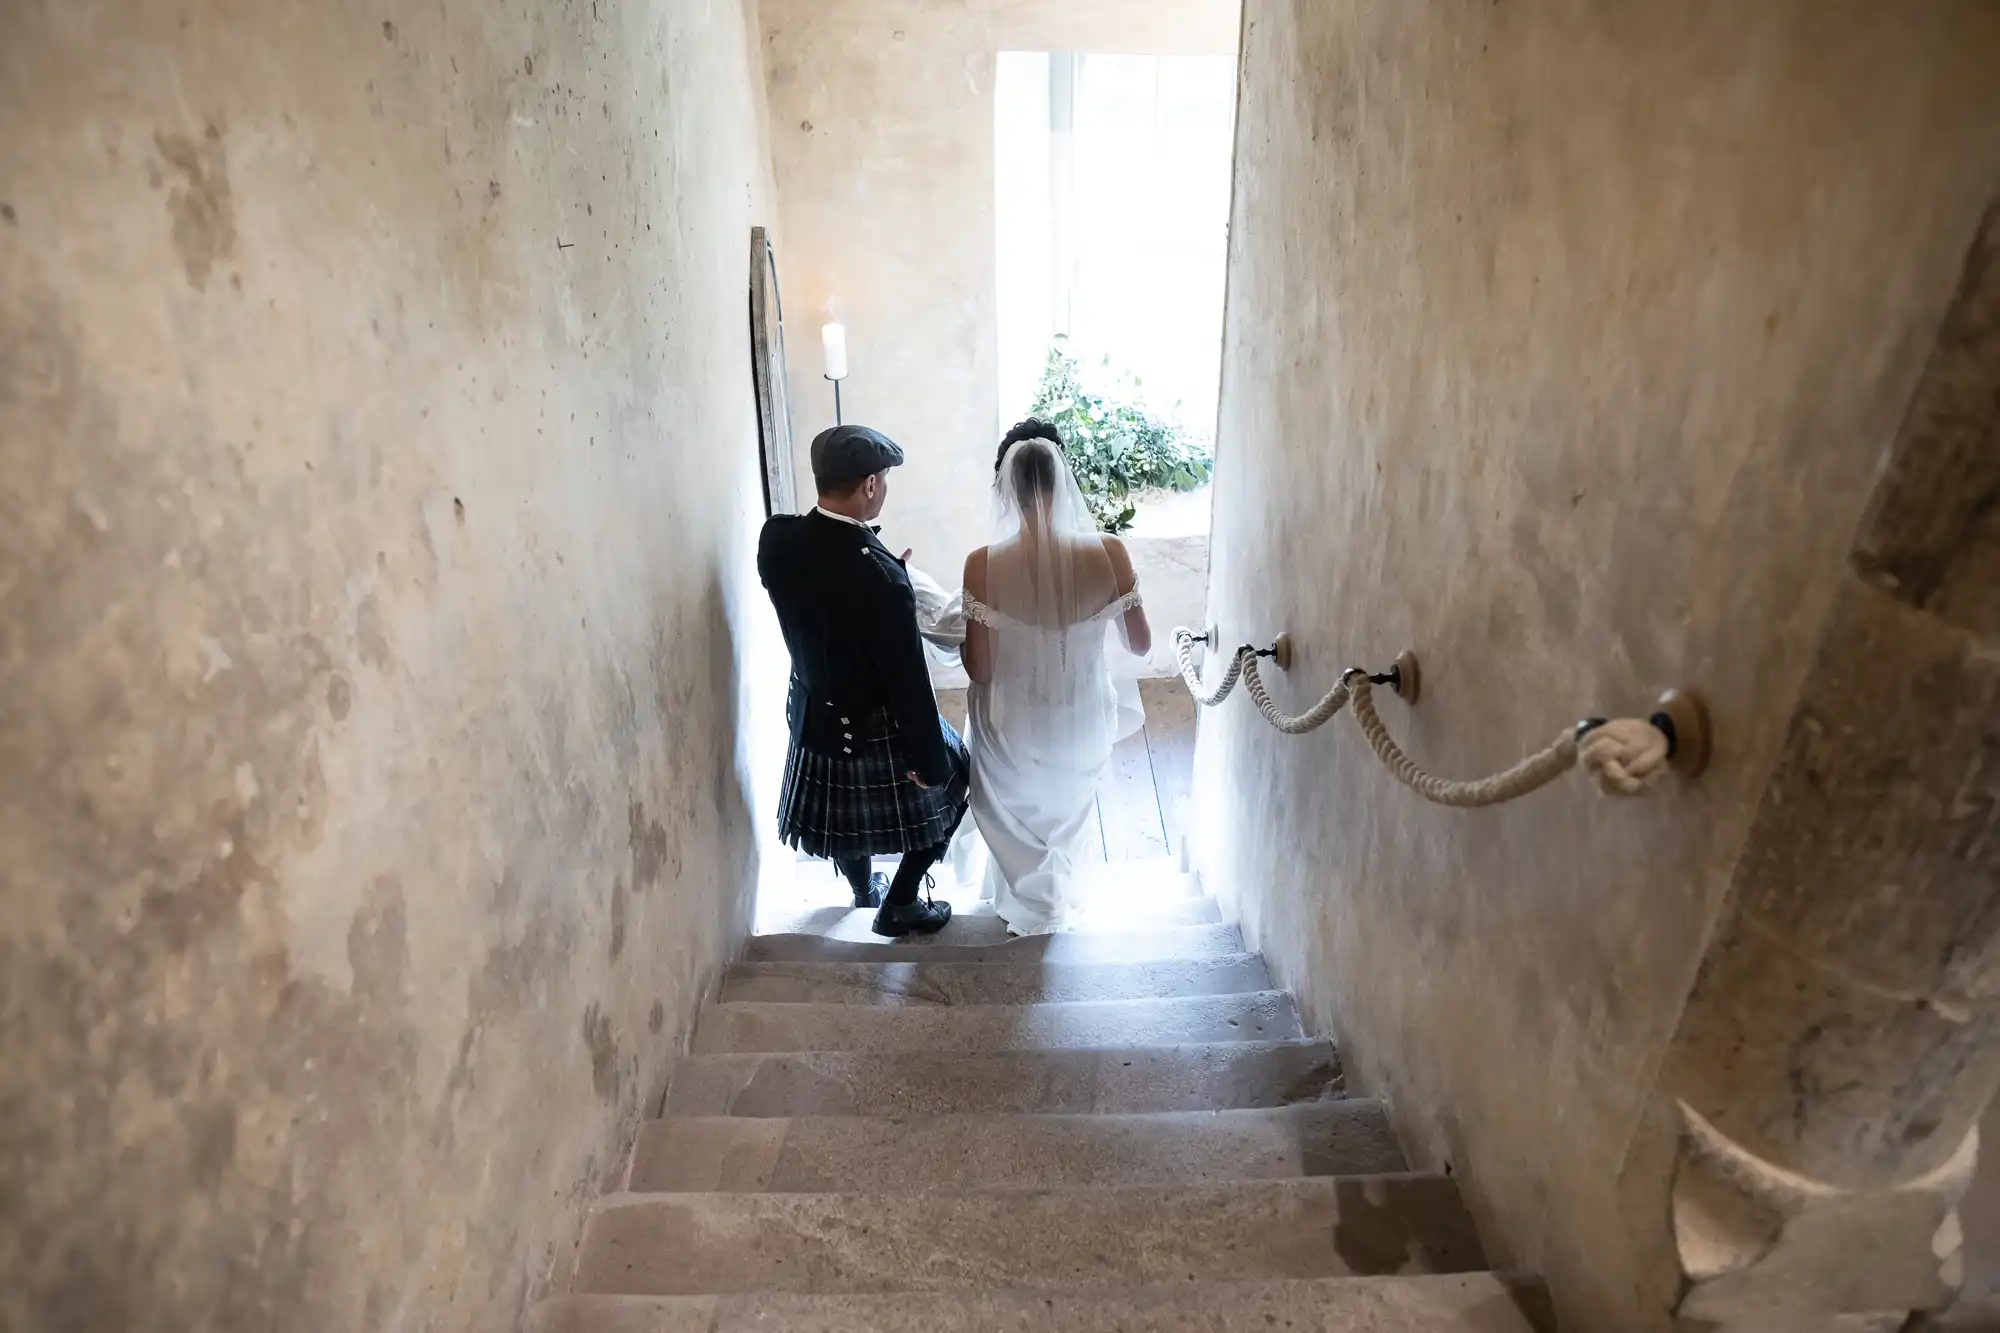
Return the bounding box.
[757,424,967,937]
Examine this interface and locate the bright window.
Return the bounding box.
[995,50,1236,464]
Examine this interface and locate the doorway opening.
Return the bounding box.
[760,40,1243,927]
[993,50,1236,682]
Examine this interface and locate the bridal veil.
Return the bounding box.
[964,438,1145,933]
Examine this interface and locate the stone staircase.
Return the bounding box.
[528,862,1544,1332]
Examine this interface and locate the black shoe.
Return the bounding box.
[851,872,887,910]
[871,897,952,938]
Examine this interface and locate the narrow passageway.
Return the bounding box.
[11,0,1999,1330]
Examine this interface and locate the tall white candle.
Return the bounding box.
[820,323,849,381]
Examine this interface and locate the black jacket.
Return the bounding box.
[757,510,950,784]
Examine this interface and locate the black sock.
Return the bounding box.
[886,841,948,907]
[834,856,874,897]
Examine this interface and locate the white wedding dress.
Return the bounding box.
[964,440,1145,935]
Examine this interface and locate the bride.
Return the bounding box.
[961,420,1152,935]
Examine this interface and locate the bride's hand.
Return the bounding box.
[900,548,913,562]
[904,770,933,789]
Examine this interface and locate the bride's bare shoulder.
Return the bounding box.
[962,544,990,593]
[1099,535,1136,588]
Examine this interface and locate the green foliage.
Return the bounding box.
[1025,340,1213,535]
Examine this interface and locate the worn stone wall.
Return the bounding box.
[757,0,1238,604]
[1196,2,2000,1329]
[1614,199,2000,1331]
[0,2,782,1330]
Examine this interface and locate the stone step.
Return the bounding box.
[573,1176,1486,1296]
[773,855,1203,902]
[743,921,1245,965]
[663,1039,1344,1117]
[719,954,1275,1005]
[692,990,1304,1054]
[528,1274,1546,1332]
[759,895,1225,944]
[628,1103,1407,1192]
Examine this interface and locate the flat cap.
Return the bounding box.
[810,424,905,484]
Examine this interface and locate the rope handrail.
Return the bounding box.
[1171,627,1708,804]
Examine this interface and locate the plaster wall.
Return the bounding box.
[0,1,783,1329]
[1196,2,2000,1328]
[1126,534,1210,676]
[757,0,1238,603]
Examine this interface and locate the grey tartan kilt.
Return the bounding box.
[776,706,970,861]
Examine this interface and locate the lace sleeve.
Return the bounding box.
[1091,588,1144,622]
[963,592,1000,627]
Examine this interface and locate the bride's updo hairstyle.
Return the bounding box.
[996,417,1062,470]
[996,418,1062,514]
